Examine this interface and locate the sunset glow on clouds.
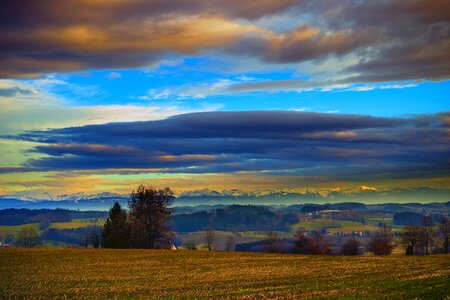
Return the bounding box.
[0,0,449,195]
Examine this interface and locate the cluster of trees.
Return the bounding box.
[368,224,394,255]
[235,218,449,256]
[233,231,333,254]
[43,226,102,247]
[13,227,42,248]
[0,208,107,226]
[172,205,297,232]
[102,186,174,249]
[182,226,235,251]
[296,203,367,213]
[393,212,447,226]
[291,231,331,254]
[401,216,449,255]
[0,209,72,226]
[260,231,360,255]
[293,217,449,256]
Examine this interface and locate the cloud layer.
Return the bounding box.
[5,111,448,185]
[1,0,449,82]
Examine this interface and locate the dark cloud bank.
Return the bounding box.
[5,111,449,181]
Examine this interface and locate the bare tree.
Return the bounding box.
[420,216,433,255]
[183,241,197,250]
[91,229,100,249]
[291,231,330,254]
[128,185,174,249]
[264,231,282,253]
[292,231,310,254]
[225,235,236,252]
[368,224,394,255]
[82,226,102,248]
[205,226,216,251]
[309,231,331,255]
[439,216,450,254]
[402,225,421,255]
[341,238,361,255]
[15,227,41,248]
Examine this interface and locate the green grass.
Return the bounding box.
[0,248,448,299]
[364,216,394,227]
[50,218,105,229]
[0,223,40,237]
[292,218,379,233]
[0,219,105,238]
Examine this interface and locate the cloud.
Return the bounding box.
[0,15,257,77]
[228,26,378,64]
[0,86,34,97]
[0,0,448,83]
[3,111,448,185]
[105,72,122,79]
[143,77,419,99]
[0,80,222,135]
[360,185,379,191]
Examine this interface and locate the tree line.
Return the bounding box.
[172,205,297,232]
[235,219,449,255]
[0,208,107,226]
[401,215,449,255]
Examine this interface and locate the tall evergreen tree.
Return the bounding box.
[102,202,130,248]
[128,185,174,249]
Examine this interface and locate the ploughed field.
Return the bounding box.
[1,248,449,299]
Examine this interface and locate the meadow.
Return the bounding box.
[290,218,380,233]
[1,248,449,299]
[0,218,105,237]
[50,218,105,229]
[0,223,40,237]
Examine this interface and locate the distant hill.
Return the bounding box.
[172,205,297,232]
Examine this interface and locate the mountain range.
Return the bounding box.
[0,187,448,211]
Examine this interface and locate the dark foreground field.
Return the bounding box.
[1,249,449,299]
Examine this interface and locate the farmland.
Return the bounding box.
[1,248,449,299]
[0,219,105,237]
[50,218,105,229]
[291,218,380,233]
[0,223,40,237]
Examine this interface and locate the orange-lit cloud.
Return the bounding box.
[359,185,379,191]
[1,0,448,81]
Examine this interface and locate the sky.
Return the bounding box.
[0,0,449,196]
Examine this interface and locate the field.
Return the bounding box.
[50,218,105,229]
[1,249,449,299]
[0,223,40,236]
[0,218,105,237]
[291,218,380,233]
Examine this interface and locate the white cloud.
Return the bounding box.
[379,84,417,89]
[105,72,122,79]
[0,80,222,134]
[350,86,375,92]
